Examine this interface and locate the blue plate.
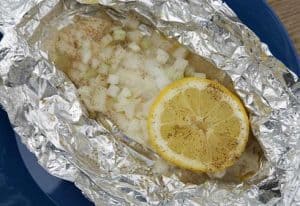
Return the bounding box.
[0,1,299,205]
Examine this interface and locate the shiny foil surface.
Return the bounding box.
[1,0,300,205]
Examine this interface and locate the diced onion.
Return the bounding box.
[112,29,126,41]
[107,85,120,97]
[99,47,114,61]
[124,17,139,29]
[122,52,143,70]
[123,100,138,119]
[98,63,109,75]
[91,87,107,112]
[54,16,209,150]
[173,58,188,72]
[81,40,91,64]
[119,87,131,98]
[140,36,151,49]
[107,74,120,85]
[156,48,169,64]
[100,34,113,47]
[128,42,141,52]
[91,58,100,69]
[127,30,143,43]
[172,47,188,59]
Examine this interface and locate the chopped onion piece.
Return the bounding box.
[107,84,120,97]
[112,29,126,41]
[144,59,171,89]
[100,34,113,48]
[78,86,91,98]
[84,68,98,79]
[107,74,119,85]
[68,69,82,83]
[91,58,100,69]
[81,50,92,65]
[122,52,143,70]
[127,30,143,43]
[184,66,195,77]
[99,46,114,61]
[173,58,188,72]
[140,36,151,49]
[128,42,141,52]
[119,87,131,98]
[164,68,184,81]
[88,75,106,88]
[124,17,139,29]
[155,75,171,89]
[123,100,138,119]
[172,47,188,58]
[144,59,160,74]
[156,48,169,64]
[91,87,107,112]
[98,63,109,75]
[81,40,91,64]
[110,46,126,70]
[113,102,124,112]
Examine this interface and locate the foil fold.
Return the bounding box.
[1,0,300,205]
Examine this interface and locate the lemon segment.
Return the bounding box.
[148,77,249,173]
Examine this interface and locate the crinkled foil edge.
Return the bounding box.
[1,0,300,205]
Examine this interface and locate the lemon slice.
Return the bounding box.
[148,77,249,173]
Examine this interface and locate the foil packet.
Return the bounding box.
[1,0,300,205]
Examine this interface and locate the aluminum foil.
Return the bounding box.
[1,0,300,205]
